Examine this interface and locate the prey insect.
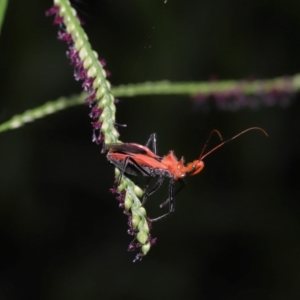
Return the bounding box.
[105,127,268,221]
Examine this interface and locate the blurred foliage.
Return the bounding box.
[0,0,8,33]
[0,0,300,299]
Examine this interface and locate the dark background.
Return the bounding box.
[0,0,300,299]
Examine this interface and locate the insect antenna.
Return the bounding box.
[200,127,268,160]
[199,129,223,159]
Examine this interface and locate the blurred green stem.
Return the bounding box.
[0,74,299,133]
[0,0,8,34]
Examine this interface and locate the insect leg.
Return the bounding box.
[145,133,157,154]
[149,178,175,222]
[142,175,165,205]
[117,155,130,186]
[140,133,158,203]
[168,178,175,214]
[117,156,152,185]
[159,178,186,208]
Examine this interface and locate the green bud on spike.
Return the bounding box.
[138,206,147,216]
[134,185,144,198]
[137,231,148,245]
[138,220,149,234]
[141,242,151,255]
[131,213,140,229]
[124,193,133,210]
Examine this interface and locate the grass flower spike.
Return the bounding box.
[46,0,155,262]
[46,1,118,144]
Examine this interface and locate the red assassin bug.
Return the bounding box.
[105,127,268,221]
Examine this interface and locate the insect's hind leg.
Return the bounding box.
[142,175,165,205]
[117,156,152,186]
[145,133,157,154]
[149,178,175,222]
[141,133,160,204]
